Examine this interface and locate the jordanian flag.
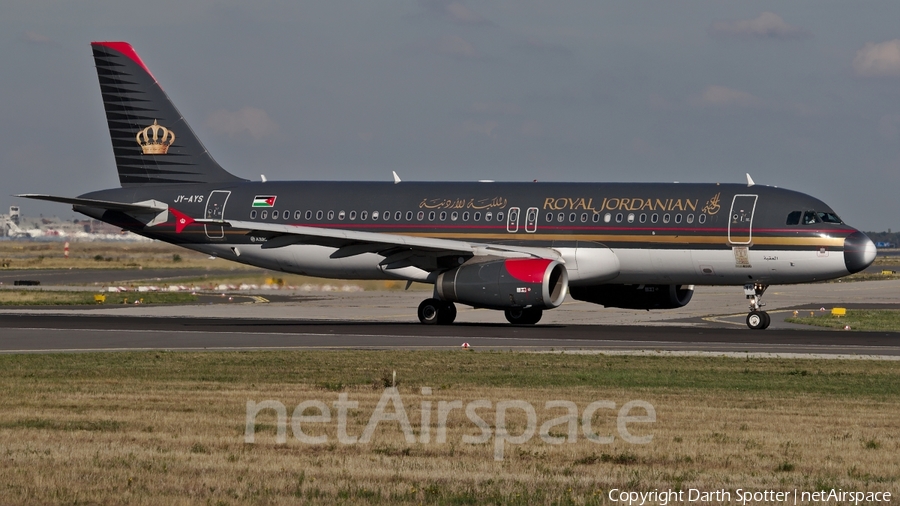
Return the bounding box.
[252,196,277,207]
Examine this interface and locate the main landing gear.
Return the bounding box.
[417,298,457,325]
[744,283,770,330]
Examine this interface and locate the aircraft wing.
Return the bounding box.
[197,218,561,273]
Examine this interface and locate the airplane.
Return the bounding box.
[20,41,877,330]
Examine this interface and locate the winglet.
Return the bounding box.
[746,173,755,187]
[392,171,401,184]
[169,208,195,233]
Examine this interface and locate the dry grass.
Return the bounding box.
[0,352,897,505]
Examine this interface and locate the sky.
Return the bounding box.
[2,1,900,231]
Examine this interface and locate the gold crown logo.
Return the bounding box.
[136,119,176,155]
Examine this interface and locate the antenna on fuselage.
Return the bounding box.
[746,173,755,187]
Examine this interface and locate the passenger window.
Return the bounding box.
[440,211,447,221]
[545,212,553,222]
[372,211,379,220]
[395,211,402,220]
[327,210,334,220]
[417,211,424,220]
[593,213,600,223]
[639,213,647,223]
[338,211,346,220]
[316,210,323,220]
[462,212,469,221]
[558,213,565,222]
[428,211,435,221]
[349,211,356,220]
[686,214,694,224]
[261,210,268,220]
[361,211,368,220]
[474,212,481,221]
[615,213,623,223]
[486,212,493,221]
[699,214,706,224]
[406,211,413,221]
[627,213,634,223]
[497,212,504,221]
[604,213,611,223]
[786,211,802,225]
[272,210,279,219]
[383,211,390,221]
[451,211,458,221]
[663,213,670,224]
[803,211,819,225]
[651,213,658,223]
[294,211,301,220]
[675,214,682,224]
[305,210,312,220]
[581,213,588,223]
[569,213,576,222]
[250,210,257,219]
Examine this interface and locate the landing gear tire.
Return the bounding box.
[418,299,441,325]
[505,308,542,325]
[437,302,457,325]
[418,299,456,325]
[746,311,770,330]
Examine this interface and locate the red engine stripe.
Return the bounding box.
[504,258,553,283]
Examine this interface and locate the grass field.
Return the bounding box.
[0,351,897,505]
[786,309,900,332]
[0,290,198,306]
[0,241,230,270]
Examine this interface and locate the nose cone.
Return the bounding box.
[844,231,877,274]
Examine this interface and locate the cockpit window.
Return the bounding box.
[817,211,842,224]
[802,211,819,225]
[786,211,802,225]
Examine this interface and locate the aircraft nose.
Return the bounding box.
[844,231,877,274]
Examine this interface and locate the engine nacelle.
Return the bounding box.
[436,258,569,310]
[569,284,694,310]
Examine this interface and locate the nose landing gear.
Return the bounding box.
[744,283,770,330]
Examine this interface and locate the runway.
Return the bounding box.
[1,278,899,357]
[1,313,899,357]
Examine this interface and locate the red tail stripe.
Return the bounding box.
[91,41,156,81]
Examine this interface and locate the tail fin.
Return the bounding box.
[91,42,246,186]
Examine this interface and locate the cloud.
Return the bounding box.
[19,31,58,46]
[879,115,900,140]
[438,35,477,58]
[853,40,900,77]
[420,0,491,25]
[206,107,278,141]
[692,85,764,108]
[462,120,498,138]
[708,12,810,40]
[471,102,521,115]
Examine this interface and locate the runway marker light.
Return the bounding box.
[844,325,851,330]
[461,342,471,349]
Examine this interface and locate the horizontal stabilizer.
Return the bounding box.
[16,194,168,213]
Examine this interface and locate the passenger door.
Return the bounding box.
[204,190,231,239]
[728,194,757,245]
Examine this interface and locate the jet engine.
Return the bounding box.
[435,258,568,310]
[569,284,694,310]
